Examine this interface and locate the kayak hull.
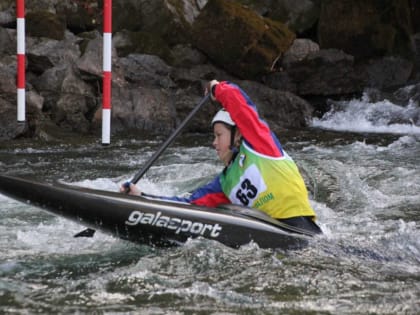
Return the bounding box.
[0,175,312,249]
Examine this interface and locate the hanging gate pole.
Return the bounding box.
[102,0,112,144]
[16,0,25,122]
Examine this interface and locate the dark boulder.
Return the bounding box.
[318,0,413,59]
[192,0,295,79]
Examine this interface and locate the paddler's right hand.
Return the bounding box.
[120,182,142,196]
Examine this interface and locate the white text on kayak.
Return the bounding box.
[125,210,222,237]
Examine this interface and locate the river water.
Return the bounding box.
[1,90,419,314]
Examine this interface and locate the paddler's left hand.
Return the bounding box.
[119,182,142,196]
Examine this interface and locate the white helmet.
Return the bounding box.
[211,109,235,127]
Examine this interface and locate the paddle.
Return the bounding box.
[74,94,210,238]
[127,94,210,187]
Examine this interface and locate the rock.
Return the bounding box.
[412,33,420,76]
[26,11,66,40]
[108,84,176,134]
[282,38,319,66]
[266,49,364,96]
[119,54,176,88]
[0,27,14,55]
[0,88,44,140]
[26,31,81,74]
[237,80,313,129]
[76,31,104,79]
[0,98,28,140]
[27,90,44,111]
[172,87,220,133]
[237,0,321,35]
[77,31,125,86]
[267,47,414,96]
[0,63,16,97]
[365,56,413,89]
[192,0,295,79]
[53,94,94,133]
[113,30,173,63]
[50,68,97,133]
[33,64,98,134]
[318,0,413,59]
[0,5,15,27]
[170,64,235,85]
[112,0,203,45]
[32,64,68,112]
[56,1,100,34]
[392,83,420,106]
[170,44,208,67]
[410,0,420,33]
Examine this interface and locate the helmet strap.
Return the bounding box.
[229,126,237,152]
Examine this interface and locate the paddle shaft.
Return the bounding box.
[76,95,210,235]
[130,94,210,184]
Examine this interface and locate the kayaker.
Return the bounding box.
[122,80,322,234]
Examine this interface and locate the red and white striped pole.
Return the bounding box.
[102,0,112,144]
[16,0,25,122]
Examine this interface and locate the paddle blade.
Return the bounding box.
[74,228,96,238]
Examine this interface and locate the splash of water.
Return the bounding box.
[312,90,420,135]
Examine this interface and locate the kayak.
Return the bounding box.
[0,174,316,249]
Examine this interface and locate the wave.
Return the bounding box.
[311,88,420,135]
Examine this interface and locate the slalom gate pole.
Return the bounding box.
[16,0,25,122]
[102,0,112,144]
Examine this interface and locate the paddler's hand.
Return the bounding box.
[205,80,219,101]
[119,182,142,196]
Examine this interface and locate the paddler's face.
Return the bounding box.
[212,122,233,165]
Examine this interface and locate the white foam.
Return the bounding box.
[312,93,420,135]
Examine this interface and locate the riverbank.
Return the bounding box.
[1,0,419,141]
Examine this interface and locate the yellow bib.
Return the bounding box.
[220,143,316,219]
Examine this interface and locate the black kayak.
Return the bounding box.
[0,174,318,250]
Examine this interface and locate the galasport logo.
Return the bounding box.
[125,211,223,237]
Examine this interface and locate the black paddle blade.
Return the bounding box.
[74,228,96,238]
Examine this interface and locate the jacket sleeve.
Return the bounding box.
[146,175,230,208]
[213,81,284,158]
